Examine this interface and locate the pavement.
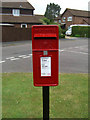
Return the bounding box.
[2,40,31,47]
[1,37,88,73]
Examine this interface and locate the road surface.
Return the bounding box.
[1,37,88,73]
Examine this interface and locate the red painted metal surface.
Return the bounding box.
[34,33,57,38]
[32,25,59,86]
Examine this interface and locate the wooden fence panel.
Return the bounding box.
[2,26,32,42]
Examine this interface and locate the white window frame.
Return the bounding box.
[12,9,20,16]
[67,16,72,21]
[62,17,66,22]
[54,20,57,23]
[63,17,66,19]
[63,19,65,22]
[59,20,61,23]
[21,24,27,28]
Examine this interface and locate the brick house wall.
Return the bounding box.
[73,16,86,24]
[61,10,73,29]
[60,8,90,29]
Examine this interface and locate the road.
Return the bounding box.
[1,37,88,73]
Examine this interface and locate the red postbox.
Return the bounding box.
[32,25,59,86]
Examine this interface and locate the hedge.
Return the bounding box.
[41,17,66,38]
[49,23,65,38]
[72,26,90,38]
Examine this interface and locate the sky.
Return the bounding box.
[28,0,90,15]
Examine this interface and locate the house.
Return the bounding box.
[54,15,61,24]
[0,0,44,42]
[1,0,44,28]
[55,8,90,29]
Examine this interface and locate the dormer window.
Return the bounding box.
[12,9,20,16]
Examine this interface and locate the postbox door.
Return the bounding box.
[33,51,58,86]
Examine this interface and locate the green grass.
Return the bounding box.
[2,73,88,118]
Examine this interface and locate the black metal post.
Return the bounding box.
[43,86,49,120]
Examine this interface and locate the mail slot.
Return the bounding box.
[32,25,59,86]
[34,34,57,38]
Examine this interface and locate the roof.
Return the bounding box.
[34,14,45,19]
[1,0,35,10]
[61,8,90,18]
[1,14,44,24]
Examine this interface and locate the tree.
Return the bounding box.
[40,17,50,25]
[44,3,61,21]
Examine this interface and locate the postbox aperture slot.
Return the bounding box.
[34,37,57,39]
[34,34,57,39]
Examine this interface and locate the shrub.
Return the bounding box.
[72,26,90,38]
[61,29,66,34]
[58,25,61,38]
[48,23,61,38]
[61,34,65,38]
[41,18,63,39]
[75,34,81,37]
[41,17,50,25]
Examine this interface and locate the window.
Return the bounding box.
[62,17,66,22]
[21,24,27,28]
[54,20,57,23]
[67,17,72,21]
[59,20,61,23]
[13,9,20,16]
[68,26,70,30]
[63,17,66,19]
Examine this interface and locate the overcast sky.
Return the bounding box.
[28,0,90,15]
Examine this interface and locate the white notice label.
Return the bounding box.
[41,57,51,76]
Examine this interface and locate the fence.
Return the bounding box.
[2,26,32,42]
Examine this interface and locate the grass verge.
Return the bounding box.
[2,73,88,118]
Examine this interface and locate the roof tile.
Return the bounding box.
[68,8,90,17]
[1,1,35,10]
[1,14,44,23]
